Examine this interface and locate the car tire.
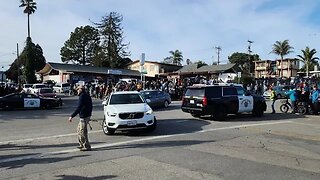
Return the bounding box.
[253,105,264,117]
[163,100,169,108]
[147,117,157,132]
[102,119,115,135]
[213,108,227,121]
[191,113,201,118]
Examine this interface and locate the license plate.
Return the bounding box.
[190,100,195,104]
[127,120,137,126]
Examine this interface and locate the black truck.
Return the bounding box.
[181,84,267,120]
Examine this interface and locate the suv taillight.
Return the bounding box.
[202,97,207,106]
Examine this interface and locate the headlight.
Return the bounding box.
[107,112,117,117]
[145,109,153,115]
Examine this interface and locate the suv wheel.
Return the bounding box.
[102,119,115,135]
[253,104,264,117]
[163,100,169,108]
[147,118,157,132]
[213,108,227,121]
[191,113,201,118]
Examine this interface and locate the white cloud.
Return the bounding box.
[1,0,320,70]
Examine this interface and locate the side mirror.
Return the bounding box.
[146,99,151,103]
[102,101,107,106]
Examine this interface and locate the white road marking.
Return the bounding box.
[0,120,292,163]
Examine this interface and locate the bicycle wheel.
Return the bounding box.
[280,104,289,113]
[296,105,306,114]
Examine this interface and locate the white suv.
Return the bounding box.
[102,91,156,135]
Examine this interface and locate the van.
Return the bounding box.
[53,83,71,93]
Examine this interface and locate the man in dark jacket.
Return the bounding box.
[68,85,93,151]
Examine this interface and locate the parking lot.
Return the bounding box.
[0,97,319,180]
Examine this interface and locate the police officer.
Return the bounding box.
[270,86,276,114]
[68,85,93,151]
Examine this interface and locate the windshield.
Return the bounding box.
[35,85,46,89]
[109,94,144,105]
[40,88,53,94]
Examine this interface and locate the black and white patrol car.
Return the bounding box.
[0,93,62,110]
[181,84,267,120]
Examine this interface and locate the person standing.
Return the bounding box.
[310,85,319,115]
[270,87,276,114]
[68,85,93,151]
[286,87,297,113]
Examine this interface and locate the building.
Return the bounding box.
[37,62,141,84]
[254,58,299,78]
[126,60,182,78]
[166,63,241,82]
[0,71,6,83]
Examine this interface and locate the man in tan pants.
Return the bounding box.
[69,85,93,151]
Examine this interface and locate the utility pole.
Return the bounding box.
[215,46,222,65]
[16,43,20,86]
[247,40,253,75]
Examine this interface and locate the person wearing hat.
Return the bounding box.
[68,85,93,151]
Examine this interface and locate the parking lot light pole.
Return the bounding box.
[17,43,20,86]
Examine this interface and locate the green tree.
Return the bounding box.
[163,50,183,65]
[6,59,21,83]
[194,60,208,67]
[94,12,130,68]
[19,0,37,38]
[60,25,100,65]
[22,37,37,83]
[228,52,260,74]
[271,40,294,77]
[297,47,319,77]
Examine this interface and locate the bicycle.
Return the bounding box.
[279,98,306,114]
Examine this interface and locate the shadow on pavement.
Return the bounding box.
[108,118,210,136]
[55,175,117,180]
[0,154,89,169]
[200,112,306,122]
[94,140,215,151]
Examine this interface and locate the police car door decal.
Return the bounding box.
[238,96,253,113]
[24,98,40,108]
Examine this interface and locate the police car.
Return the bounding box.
[181,84,267,120]
[0,92,62,110]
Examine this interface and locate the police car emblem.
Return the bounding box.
[241,99,251,107]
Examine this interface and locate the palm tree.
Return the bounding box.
[271,40,294,77]
[297,47,319,77]
[19,0,37,38]
[169,50,183,65]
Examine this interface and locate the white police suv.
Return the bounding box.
[102,91,156,135]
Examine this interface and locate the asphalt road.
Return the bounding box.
[0,97,319,180]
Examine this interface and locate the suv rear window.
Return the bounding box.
[185,88,204,97]
[223,87,237,96]
[205,87,222,98]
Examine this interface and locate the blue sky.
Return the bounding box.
[1,0,320,70]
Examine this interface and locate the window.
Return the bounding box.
[223,87,237,96]
[205,87,221,98]
[110,94,144,105]
[185,88,205,97]
[235,86,246,96]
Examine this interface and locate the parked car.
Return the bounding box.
[140,90,171,108]
[22,84,33,93]
[53,83,70,93]
[0,92,62,110]
[102,91,156,135]
[31,84,47,94]
[263,85,295,99]
[38,88,58,98]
